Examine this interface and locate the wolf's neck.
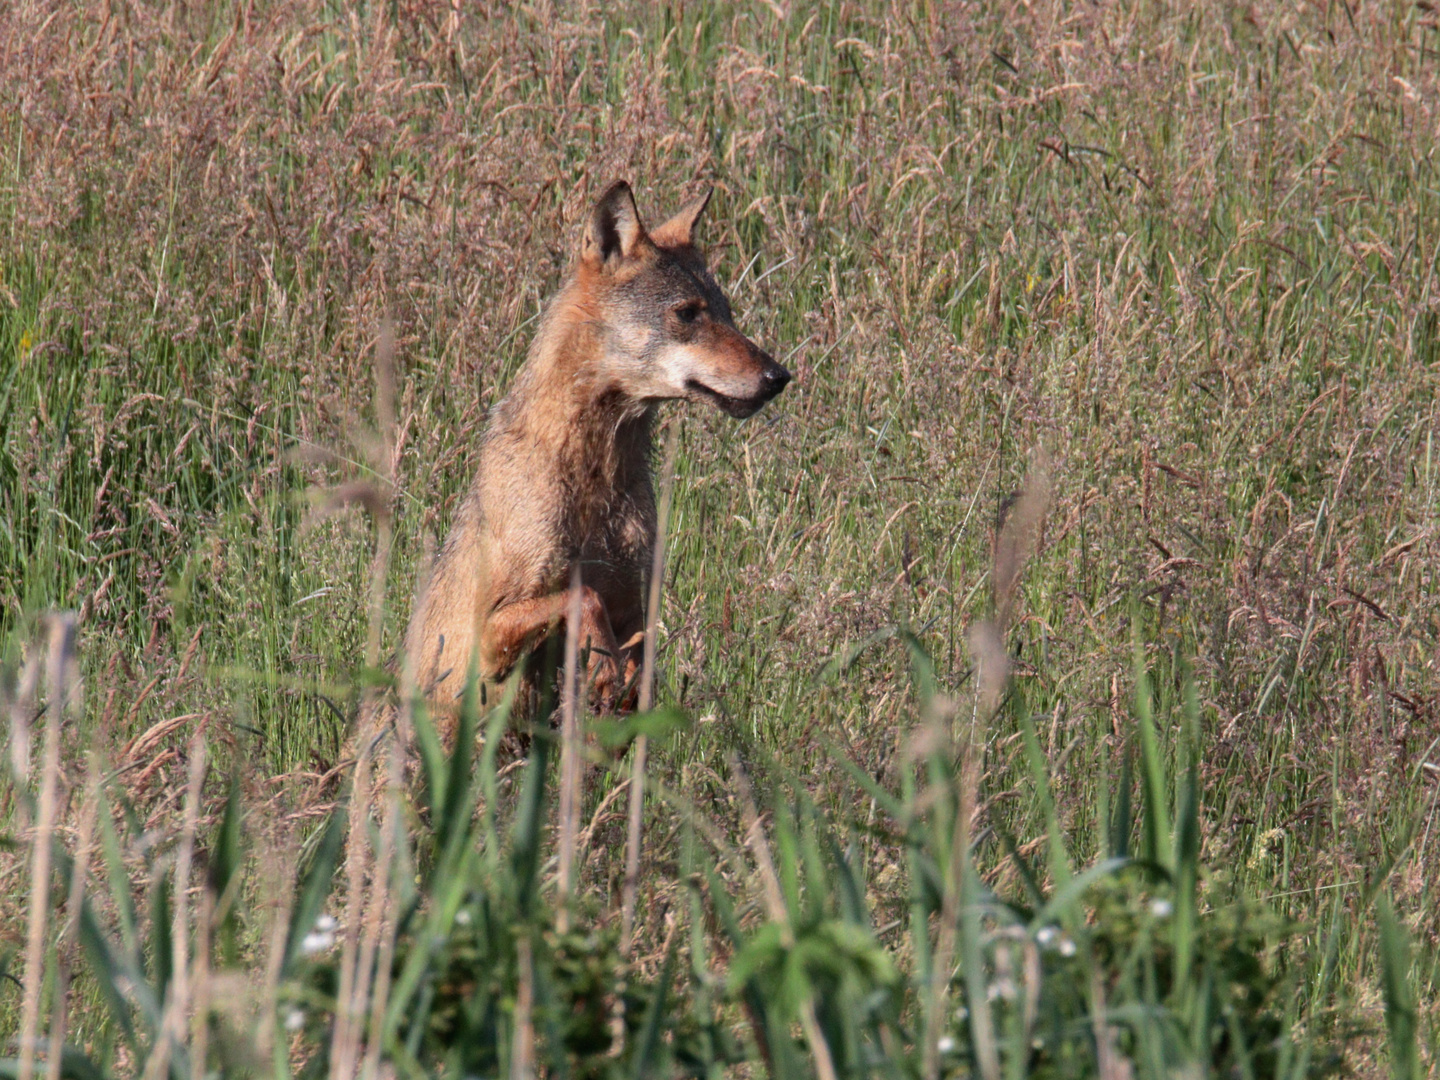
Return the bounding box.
[504,295,656,489]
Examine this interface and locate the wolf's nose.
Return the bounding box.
[762,364,792,397]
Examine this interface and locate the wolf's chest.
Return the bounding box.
[567,486,653,571]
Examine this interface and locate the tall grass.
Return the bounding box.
[0,590,1407,1076]
[3,0,1439,1074]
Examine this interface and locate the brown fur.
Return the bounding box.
[403,182,790,722]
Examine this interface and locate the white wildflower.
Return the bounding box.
[301,912,337,953]
[937,1036,956,1054]
[285,1008,305,1032]
[1150,899,1173,919]
[986,977,1017,1002]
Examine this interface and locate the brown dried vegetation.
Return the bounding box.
[2,0,1440,1064]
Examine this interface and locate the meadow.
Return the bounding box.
[2,0,1439,1075]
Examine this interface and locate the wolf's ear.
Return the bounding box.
[651,187,712,249]
[583,181,650,269]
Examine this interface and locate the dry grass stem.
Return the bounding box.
[620,424,679,956]
[970,451,1054,720]
[735,760,840,1080]
[331,324,401,1080]
[511,935,536,1080]
[18,615,77,1080]
[45,756,100,1080]
[363,670,417,1078]
[255,838,301,1070]
[556,565,584,932]
[356,768,398,1080]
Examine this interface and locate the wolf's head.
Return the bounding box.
[574,181,791,420]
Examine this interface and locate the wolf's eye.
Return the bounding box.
[674,302,704,324]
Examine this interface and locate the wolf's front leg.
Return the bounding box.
[481,588,626,710]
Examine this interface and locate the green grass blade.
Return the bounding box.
[1132,635,1172,873]
[631,933,679,1080]
[209,771,245,967]
[383,842,479,1044]
[824,830,869,929]
[1173,674,1202,994]
[149,872,173,1005]
[1029,856,1129,930]
[281,803,346,977]
[435,663,480,867]
[410,696,447,827]
[77,898,142,1051]
[509,734,550,918]
[96,788,138,958]
[822,740,906,821]
[701,859,778,1069]
[773,799,803,922]
[1018,708,1073,891]
[1110,740,1133,861]
[0,1045,108,1080]
[1377,894,1420,1080]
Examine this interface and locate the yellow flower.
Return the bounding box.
[18,329,32,359]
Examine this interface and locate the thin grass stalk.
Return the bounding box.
[735,763,789,931]
[360,324,409,1079]
[329,642,380,1062]
[510,934,536,1080]
[349,660,401,1078]
[619,735,649,957]
[900,750,933,1055]
[620,423,679,956]
[556,565,583,933]
[735,762,839,1080]
[142,733,208,1080]
[944,667,1000,1080]
[7,638,40,818]
[328,650,385,1074]
[958,775,1001,1080]
[920,709,959,1080]
[576,763,627,835]
[1172,675,1202,999]
[363,655,418,1080]
[172,734,207,1032]
[329,760,376,1036]
[329,733,374,1069]
[948,454,1051,1080]
[255,836,299,1072]
[19,614,77,1080]
[1088,967,1129,1080]
[331,320,398,1080]
[352,747,397,1080]
[363,322,397,674]
[45,752,100,1080]
[360,818,400,1078]
[190,885,213,1080]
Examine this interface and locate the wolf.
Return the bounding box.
[403,181,791,722]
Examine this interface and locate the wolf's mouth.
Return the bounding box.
[685,379,765,419]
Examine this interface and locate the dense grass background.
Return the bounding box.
[3,0,1439,1074]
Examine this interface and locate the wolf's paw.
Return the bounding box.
[585,648,627,714]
